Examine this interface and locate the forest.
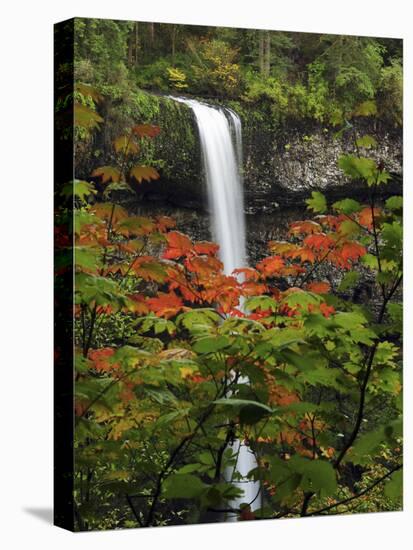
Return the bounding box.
[55,18,403,531]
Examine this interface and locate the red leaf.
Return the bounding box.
[156,216,176,232]
[232,267,260,281]
[256,256,285,277]
[193,241,220,256]
[147,292,185,318]
[132,124,161,138]
[306,281,331,294]
[320,302,335,318]
[304,233,335,250]
[358,207,381,230]
[289,220,322,235]
[184,255,223,276]
[162,231,193,259]
[88,348,119,373]
[340,241,367,262]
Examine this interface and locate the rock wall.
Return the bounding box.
[77,91,402,213]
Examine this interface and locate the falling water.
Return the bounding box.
[170,97,261,518]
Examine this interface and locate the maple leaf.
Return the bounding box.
[75,83,103,103]
[130,165,160,183]
[241,281,268,296]
[339,241,367,262]
[268,241,298,256]
[358,207,381,230]
[147,292,185,318]
[156,216,176,232]
[113,135,139,155]
[126,294,150,315]
[88,348,118,373]
[74,103,103,129]
[304,233,335,251]
[232,267,260,281]
[116,216,155,237]
[306,281,331,294]
[256,256,285,277]
[289,247,316,263]
[289,220,322,236]
[90,203,128,226]
[184,255,223,276]
[131,256,167,283]
[193,241,219,256]
[132,124,161,138]
[91,166,121,183]
[163,231,193,259]
[320,302,335,318]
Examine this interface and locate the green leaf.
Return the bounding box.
[163,474,208,499]
[213,398,273,414]
[291,456,337,497]
[333,311,367,330]
[348,419,402,465]
[385,196,403,211]
[384,469,402,500]
[74,103,103,129]
[245,295,278,312]
[338,271,360,291]
[193,336,230,354]
[333,198,361,215]
[61,180,97,202]
[353,100,377,117]
[355,135,377,149]
[74,246,101,272]
[338,155,378,184]
[306,191,327,214]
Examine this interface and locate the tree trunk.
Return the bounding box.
[149,22,155,47]
[171,25,177,62]
[134,22,139,66]
[264,31,271,77]
[259,31,264,75]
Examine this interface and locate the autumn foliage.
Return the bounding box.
[56,88,403,530]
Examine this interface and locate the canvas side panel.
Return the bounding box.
[54,18,75,532]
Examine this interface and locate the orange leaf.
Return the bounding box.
[288,247,316,263]
[88,348,119,373]
[306,281,331,294]
[233,267,260,281]
[156,216,176,232]
[132,124,161,138]
[184,255,223,276]
[320,302,335,318]
[130,165,160,183]
[304,233,336,250]
[163,231,193,259]
[241,281,268,296]
[358,207,381,230]
[340,241,367,262]
[289,220,322,236]
[147,292,185,318]
[193,241,220,256]
[256,256,285,277]
[91,166,121,183]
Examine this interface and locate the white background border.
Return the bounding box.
[0,1,411,548]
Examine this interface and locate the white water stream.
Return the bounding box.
[171,97,261,518]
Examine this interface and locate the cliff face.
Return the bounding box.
[76,91,402,212]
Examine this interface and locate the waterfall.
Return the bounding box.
[170,97,261,519]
